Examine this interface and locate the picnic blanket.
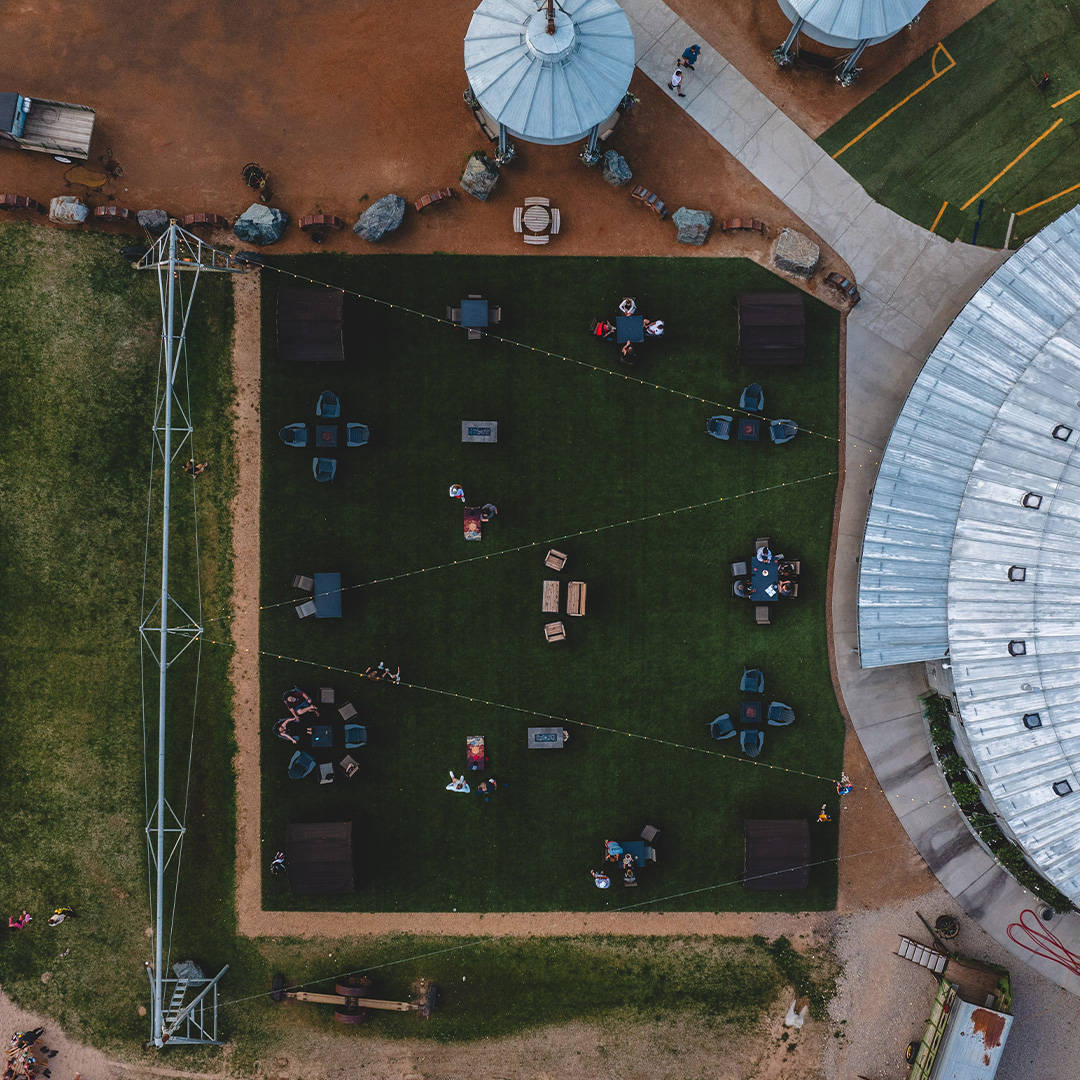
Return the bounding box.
[466,734,487,771]
[464,507,482,541]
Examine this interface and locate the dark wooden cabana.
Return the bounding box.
[743,819,810,890]
[277,286,345,363]
[286,821,356,894]
[737,293,805,366]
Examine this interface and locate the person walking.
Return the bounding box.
[668,68,685,97]
[678,44,701,70]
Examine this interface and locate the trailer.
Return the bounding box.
[0,92,96,159]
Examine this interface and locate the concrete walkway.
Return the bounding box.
[621,0,1080,994]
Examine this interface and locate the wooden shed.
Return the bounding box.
[737,293,805,366]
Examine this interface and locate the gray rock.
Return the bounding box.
[49,196,89,224]
[773,227,820,278]
[137,208,170,235]
[672,207,713,246]
[352,194,406,242]
[602,150,632,186]
[460,154,500,201]
[233,203,290,246]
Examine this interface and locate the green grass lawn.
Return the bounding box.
[258,254,844,913]
[819,0,1080,247]
[0,221,251,1052]
[0,225,844,1056]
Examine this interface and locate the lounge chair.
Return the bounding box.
[339,701,358,722]
[769,419,799,444]
[740,383,764,412]
[706,415,733,440]
[288,750,316,779]
[318,762,335,784]
[292,574,314,591]
[346,423,370,447]
[731,561,748,578]
[312,457,337,482]
[640,825,659,843]
[278,423,308,447]
[755,605,771,626]
[740,729,764,757]
[316,390,341,418]
[709,714,736,740]
[767,701,795,726]
[295,599,317,619]
[740,667,765,694]
[344,724,367,748]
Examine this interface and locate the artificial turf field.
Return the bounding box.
[258,253,844,913]
[818,0,1080,248]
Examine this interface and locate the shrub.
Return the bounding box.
[924,693,952,725]
[951,781,981,807]
[941,754,967,780]
[996,844,1027,871]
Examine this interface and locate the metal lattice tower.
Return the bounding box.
[137,224,244,1046]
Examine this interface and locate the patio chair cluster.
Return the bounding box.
[706,383,798,444]
[278,390,370,483]
[279,684,367,783]
[731,536,803,624]
[709,667,796,758]
[447,294,501,340]
[587,295,664,366]
[541,549,583,642]
[601,826,661,887]
[512,196,561,246]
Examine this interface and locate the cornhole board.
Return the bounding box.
[466,734,487,771]
[464,507,482,541]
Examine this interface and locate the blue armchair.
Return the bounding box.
[346,423,369,447]
[740,668,765,694]
[706,415,733,440]
[769,420,798,445]
[278,423,308,447]
[740,729,764,757]
[740,383,764,412]
[767,701,795,727]
[312,457,337,482]
[288,750,316,779]
[316,390,341,418]
[709,714,736,740]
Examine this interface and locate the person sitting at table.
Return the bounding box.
[619,296,637,315]
[756,545,772,563]
[284,688,318,717]
[643,318,664,336]
[778,562,795,579]
[779,580,795,597]
[619,342,636,365]
[592,319,616,340]
[276,717,300,744]
[621,852,636,870]
[604,840,623,862]
[624,866,637,885]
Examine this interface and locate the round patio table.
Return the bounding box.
[523,205,550,233]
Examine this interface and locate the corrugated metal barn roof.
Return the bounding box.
[464,0,634,145]
[858,207,1080,904]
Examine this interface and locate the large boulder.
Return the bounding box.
[137,208,170,235]
[773,227,820,278]
[233,203,289,246]
[602,150,632,186]
[672,207,713,246]
[460,154,500,201]
[352,194,406,242]
[49,196,89,224]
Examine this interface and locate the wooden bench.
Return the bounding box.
[415,188,454,213]
[92,205,132,220]
[542,580,560,613]
[825,271,862,305]
[544,621,566,642]
[567,581,587,616]
[720,218,768,235]
[0,194,46,213]
[544,549,568,571]
[181,212,230,229]
[630,185,668,220]
[299,213,345,231]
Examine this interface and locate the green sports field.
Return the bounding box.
[258,253,844,913]
[819,0,1080,247]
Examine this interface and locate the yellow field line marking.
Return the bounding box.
[960,119,1063,210]
[832,43,955,159]
[1016,179,1080,217]
[929,200,949,233]
[1052,87,1080,108]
